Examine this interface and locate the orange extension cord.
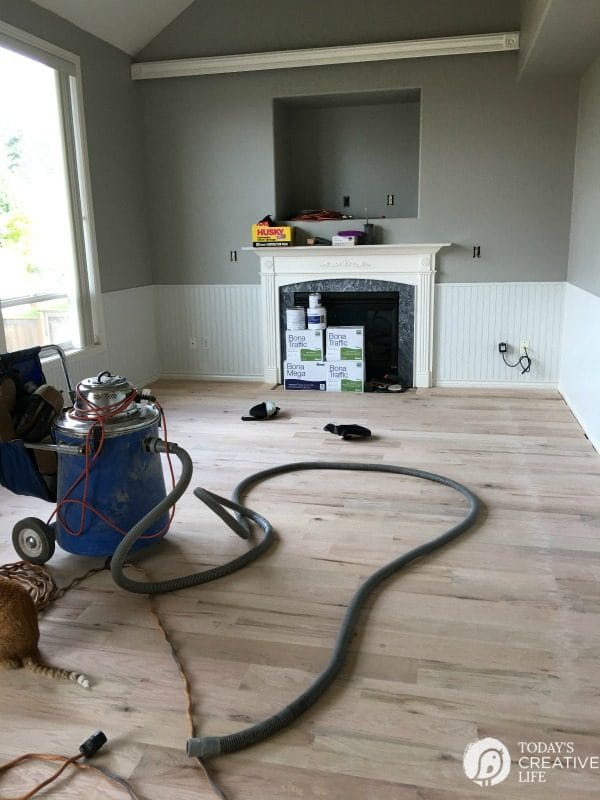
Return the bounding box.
[0,752,139,800]
[0,562,229,800]
[1,384,229,799]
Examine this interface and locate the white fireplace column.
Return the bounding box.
[247,243,451,388]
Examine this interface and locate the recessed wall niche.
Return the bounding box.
[274,89,421,222]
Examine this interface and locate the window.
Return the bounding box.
[0,22,100,354]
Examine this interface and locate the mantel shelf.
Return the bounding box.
[244,243,451,257]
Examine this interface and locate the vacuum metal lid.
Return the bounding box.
[53,371,160,438]
[75,371,135,416]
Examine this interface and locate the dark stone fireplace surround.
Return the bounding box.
[279,279,415,387]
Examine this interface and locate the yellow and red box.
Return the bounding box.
[252,223,294,247]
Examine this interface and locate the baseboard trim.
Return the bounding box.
[159,372,265,383]
[558,388,600,454]
[435,380,558,390]
[137,374,163,388]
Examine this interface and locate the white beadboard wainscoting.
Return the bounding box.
[559,283,600,453]
[41,285,161,392]
[153,281,565,388]
[156,284,263,380]
[33,281,597,452]
[434,282,565,387]
[40,281,570,392]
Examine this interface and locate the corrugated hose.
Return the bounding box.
[109,438,482,760]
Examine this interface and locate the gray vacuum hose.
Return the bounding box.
[109,442,481,761]
[110,438,275,594]
[187,461,481,758]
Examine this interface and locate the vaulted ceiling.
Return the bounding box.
[28,0,600,78]
[30,0,196,55]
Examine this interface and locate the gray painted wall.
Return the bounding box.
[568,53,600,298]
[139,53,578,285]
[0,0,151,292]
[519,0,551,75]
[139,0,520,60]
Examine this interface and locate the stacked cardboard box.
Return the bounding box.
[283,360,327,390]
[326,360,365,392]
[284,323,366,392]
[285,330,324,362]
[325,327,365,392]
[326,327,364,361]
[284,330,326,389]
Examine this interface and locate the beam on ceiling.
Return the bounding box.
[131,31,520,81]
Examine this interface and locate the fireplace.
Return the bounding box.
[247,243,451,387]
[280,281,415,386]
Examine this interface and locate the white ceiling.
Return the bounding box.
[31,0,195,55]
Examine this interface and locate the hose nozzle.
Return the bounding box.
[186,736,221,759]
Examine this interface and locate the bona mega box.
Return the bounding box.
[326,326,364,361]
[283,360,327,390]
[285,329,324,362]
[326,361,364,392]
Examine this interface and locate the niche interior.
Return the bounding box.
[274,88,421,222]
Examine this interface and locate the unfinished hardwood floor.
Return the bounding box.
[1,382,599,799]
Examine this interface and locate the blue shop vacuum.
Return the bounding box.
[0,345,170,564]
[0,343,482,762]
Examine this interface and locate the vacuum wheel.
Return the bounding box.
[12,517,55,565]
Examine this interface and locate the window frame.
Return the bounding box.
[0,19,103,355]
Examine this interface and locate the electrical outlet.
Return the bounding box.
[343,195,350,207]
[520,340,530,355]
[386,193,395,206]
[190,336,197,349]
[498,342,507,353]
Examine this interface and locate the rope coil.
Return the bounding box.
[0,562,57,610]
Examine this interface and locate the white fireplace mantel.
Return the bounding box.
[247,243,451,387]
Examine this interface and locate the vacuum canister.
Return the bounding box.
[52,373,170,557]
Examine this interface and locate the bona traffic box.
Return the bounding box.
[326,327,364,361]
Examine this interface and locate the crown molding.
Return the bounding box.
[131,31,519,81]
